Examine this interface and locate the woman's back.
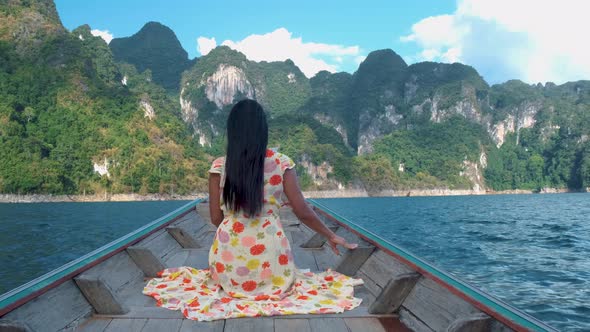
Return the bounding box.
[143,100,362,321]
[207,149,297,299]
[210,148,296,218]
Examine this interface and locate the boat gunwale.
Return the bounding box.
[0,198,203,317]
[307,198,558,332]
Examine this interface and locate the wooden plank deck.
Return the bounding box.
[73,202,408,332]
[76,316,408,332]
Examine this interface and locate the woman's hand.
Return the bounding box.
[327,234,358,256]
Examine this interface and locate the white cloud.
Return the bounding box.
[197,37,217,56]
[90,29,113,44]
[401,0,590,84]
[420,49,440,61]
[354,55,367,65]
[197,28,363,77]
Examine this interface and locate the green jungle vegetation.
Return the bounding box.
[1,0,589,195]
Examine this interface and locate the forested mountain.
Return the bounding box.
[1,0,589,196]
[0,0,209,195]
[109,21,193,92]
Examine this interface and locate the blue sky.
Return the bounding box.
[55,0,590,84]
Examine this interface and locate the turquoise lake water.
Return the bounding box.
[316,194,590,332]
[0,200,191,294]
[0,194,588,331]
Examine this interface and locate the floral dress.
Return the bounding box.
[143,149,363,321]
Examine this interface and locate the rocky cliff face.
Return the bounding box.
[359,60,553,152]
[179,63,255,146]
[351,50,408,154]
[299,71,354,149]
[175,46,590,191]
[489,101,539,147]
[0,0,66,55]
[203,64,255,108]
[0,2,209,196]
[459,150,488,192]
[357,104,404,154]
[179,46,310,146]
[299,154,340,189]
[59,12,589,192]
[413,79,541,148]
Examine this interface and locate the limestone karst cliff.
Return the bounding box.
[2,0,589,194]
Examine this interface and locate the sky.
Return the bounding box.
[55,0,590,85]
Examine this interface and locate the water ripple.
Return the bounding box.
[0,200,191,295]
[318,193,590,332]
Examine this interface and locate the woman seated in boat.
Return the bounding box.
[144,99,363,321]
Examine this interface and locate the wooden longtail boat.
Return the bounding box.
[0,198,557,332]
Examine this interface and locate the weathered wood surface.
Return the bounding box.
[76,251,144,294]
[74,318,112,332]
[335,246,376,276]
[93,302,392,320]
[102,318,147,332]
[195,229,216,248]
[171,211,211,233]
[141,318,183,332]
[182,249,211,268]
[164,224,212,268]
[274,318,311,332]
[5,201,410,332]
[162,248,213,269]
[333,224,369,246]
[402,277,480,331]
[138,230,183,261]
[307,317,349,332]
[126,246,166,278]
[447,313,492,332]
[399,307,436,332]
[292,249,319,271]
[343,317,392,332]
[355,269,382,298]
[279,206,299,221]
[194,205,212,222]
[358,249,415,288]
[224,317,274,332]
[177,209,203,222]
[490,320,515,332]
[300,225,339,249]
[0,319,33,332]
[285,226,308,247]
[312,245,339,271]
[94,306,183,319]
[74,276,128,315]
[112,278,153,307]
[353,283,377,308]
[378,317,414,332]
[2,280,93,332]
[166,226,201,248]
[179,319,225,332]
[76,316,406,332]
[163,249,190,268]
[356,248,417,307]
[368,272,421,314]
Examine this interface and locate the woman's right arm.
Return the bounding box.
[283,168,357,255]
[208,173,224,227]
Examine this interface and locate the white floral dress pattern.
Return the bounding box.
[143,149,363,321]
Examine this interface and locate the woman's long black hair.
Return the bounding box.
[222,99,268,216]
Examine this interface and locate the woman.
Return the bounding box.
[144,99,363,321]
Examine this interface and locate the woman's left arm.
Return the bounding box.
[208,173,224,227]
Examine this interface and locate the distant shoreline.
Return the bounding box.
[0,187,583,203]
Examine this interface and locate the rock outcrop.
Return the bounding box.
[0,0,66,55]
